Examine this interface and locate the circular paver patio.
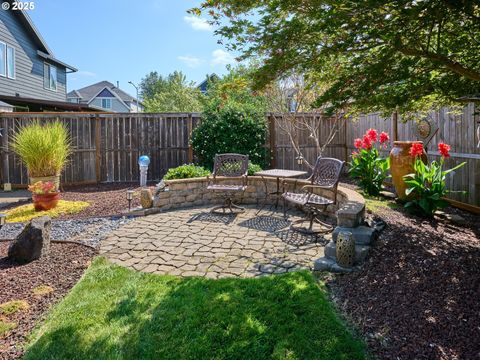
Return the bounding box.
[100,206,329,278]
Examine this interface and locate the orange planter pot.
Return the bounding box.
[32,193,60,211]
[389,141,427,200]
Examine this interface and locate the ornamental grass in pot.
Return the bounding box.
[11,121,71,190]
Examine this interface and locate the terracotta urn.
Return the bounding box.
[389,141,427,200]
[32,193,60,211]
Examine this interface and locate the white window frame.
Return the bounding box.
[0,42,6,77]
[100,98,112,109]
[43,62,57,91]
[6,45,15,79]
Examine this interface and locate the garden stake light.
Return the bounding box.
[296,155,304,165]
[126,190,134,212]
[0,213,6,230]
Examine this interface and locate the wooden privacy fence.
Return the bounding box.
[0,113,201,185]
[0,107,479,207]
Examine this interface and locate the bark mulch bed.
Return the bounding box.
[0,242,96,359]
[328,196,480,359]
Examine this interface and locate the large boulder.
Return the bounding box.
[8,216,51,263]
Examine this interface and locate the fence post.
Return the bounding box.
[392,111,399,141]
[95,115,101,183]
[269,114,276,168]
[187,113,193,163]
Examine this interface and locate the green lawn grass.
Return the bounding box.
[24,258,366,360]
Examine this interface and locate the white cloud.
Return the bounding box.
[183,16,212,31]
[211,49,235,66]
[178,55,204,68]
[77,70,96,77]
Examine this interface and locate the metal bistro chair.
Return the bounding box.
[207,153,249,213]
[282,157,344,234]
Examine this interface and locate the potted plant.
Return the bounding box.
[28,181,60,211]
[11,121,71,190]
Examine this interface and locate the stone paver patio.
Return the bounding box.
[100,206,329,278]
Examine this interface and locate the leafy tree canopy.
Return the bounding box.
[191,1,480,116]
[140,71,202,113]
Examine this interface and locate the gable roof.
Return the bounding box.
[6,1,77,72]
[66,90,82,99]
[87,85,130,110]
[69,81,138,104]
[197,74,219,94]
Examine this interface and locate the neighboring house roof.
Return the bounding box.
[68,81,140,105]
[0,95,103,112]
[67,90,82,99]
[197,74,219,94]
[87,86,130,110]
[0,100,14,110]
[6,1,77,72]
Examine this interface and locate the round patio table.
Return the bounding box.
[255,169,307,214]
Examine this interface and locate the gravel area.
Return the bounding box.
[328,190,480,359]
[0,217,134,249]
[0,242,96,359]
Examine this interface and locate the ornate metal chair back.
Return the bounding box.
[310,157,345,190]
[212,153,249,178]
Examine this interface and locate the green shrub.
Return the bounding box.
[191,66,268,170]
[248,162,262,175]
[11,121,71,177]
[163,164,211,180]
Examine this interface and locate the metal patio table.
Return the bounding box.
[255,169,307,213]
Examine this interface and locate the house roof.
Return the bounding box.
[197,74,219,94]
[68,81,138,104]
[7,2,77,72]
[0,95,103,112]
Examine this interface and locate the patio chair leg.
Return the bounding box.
[289,207,333,235]
[211,196,245,214]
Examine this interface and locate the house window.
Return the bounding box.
[68,98,79,103]
[0,42,6,77]
[6,45,14,79]
[101,98,112,109]
[43,63,57,91]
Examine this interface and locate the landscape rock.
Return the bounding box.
[8,216,51,263]
[140,189,153,209]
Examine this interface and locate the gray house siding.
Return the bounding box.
[89,97,130,112]
[0,9,67,101]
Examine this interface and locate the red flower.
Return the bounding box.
[379,132,390,144]
[438,143,451,158]
[409,143,424,157]
[362,135,372,150]
[366,128,378,142]
[354,138,363,149]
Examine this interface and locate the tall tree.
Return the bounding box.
[141,71,202,113]
[191,1,480,115]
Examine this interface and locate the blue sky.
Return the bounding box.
[28,0,236,95]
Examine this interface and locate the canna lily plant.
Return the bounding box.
[349,128,390,196]
[403,142,466,217]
